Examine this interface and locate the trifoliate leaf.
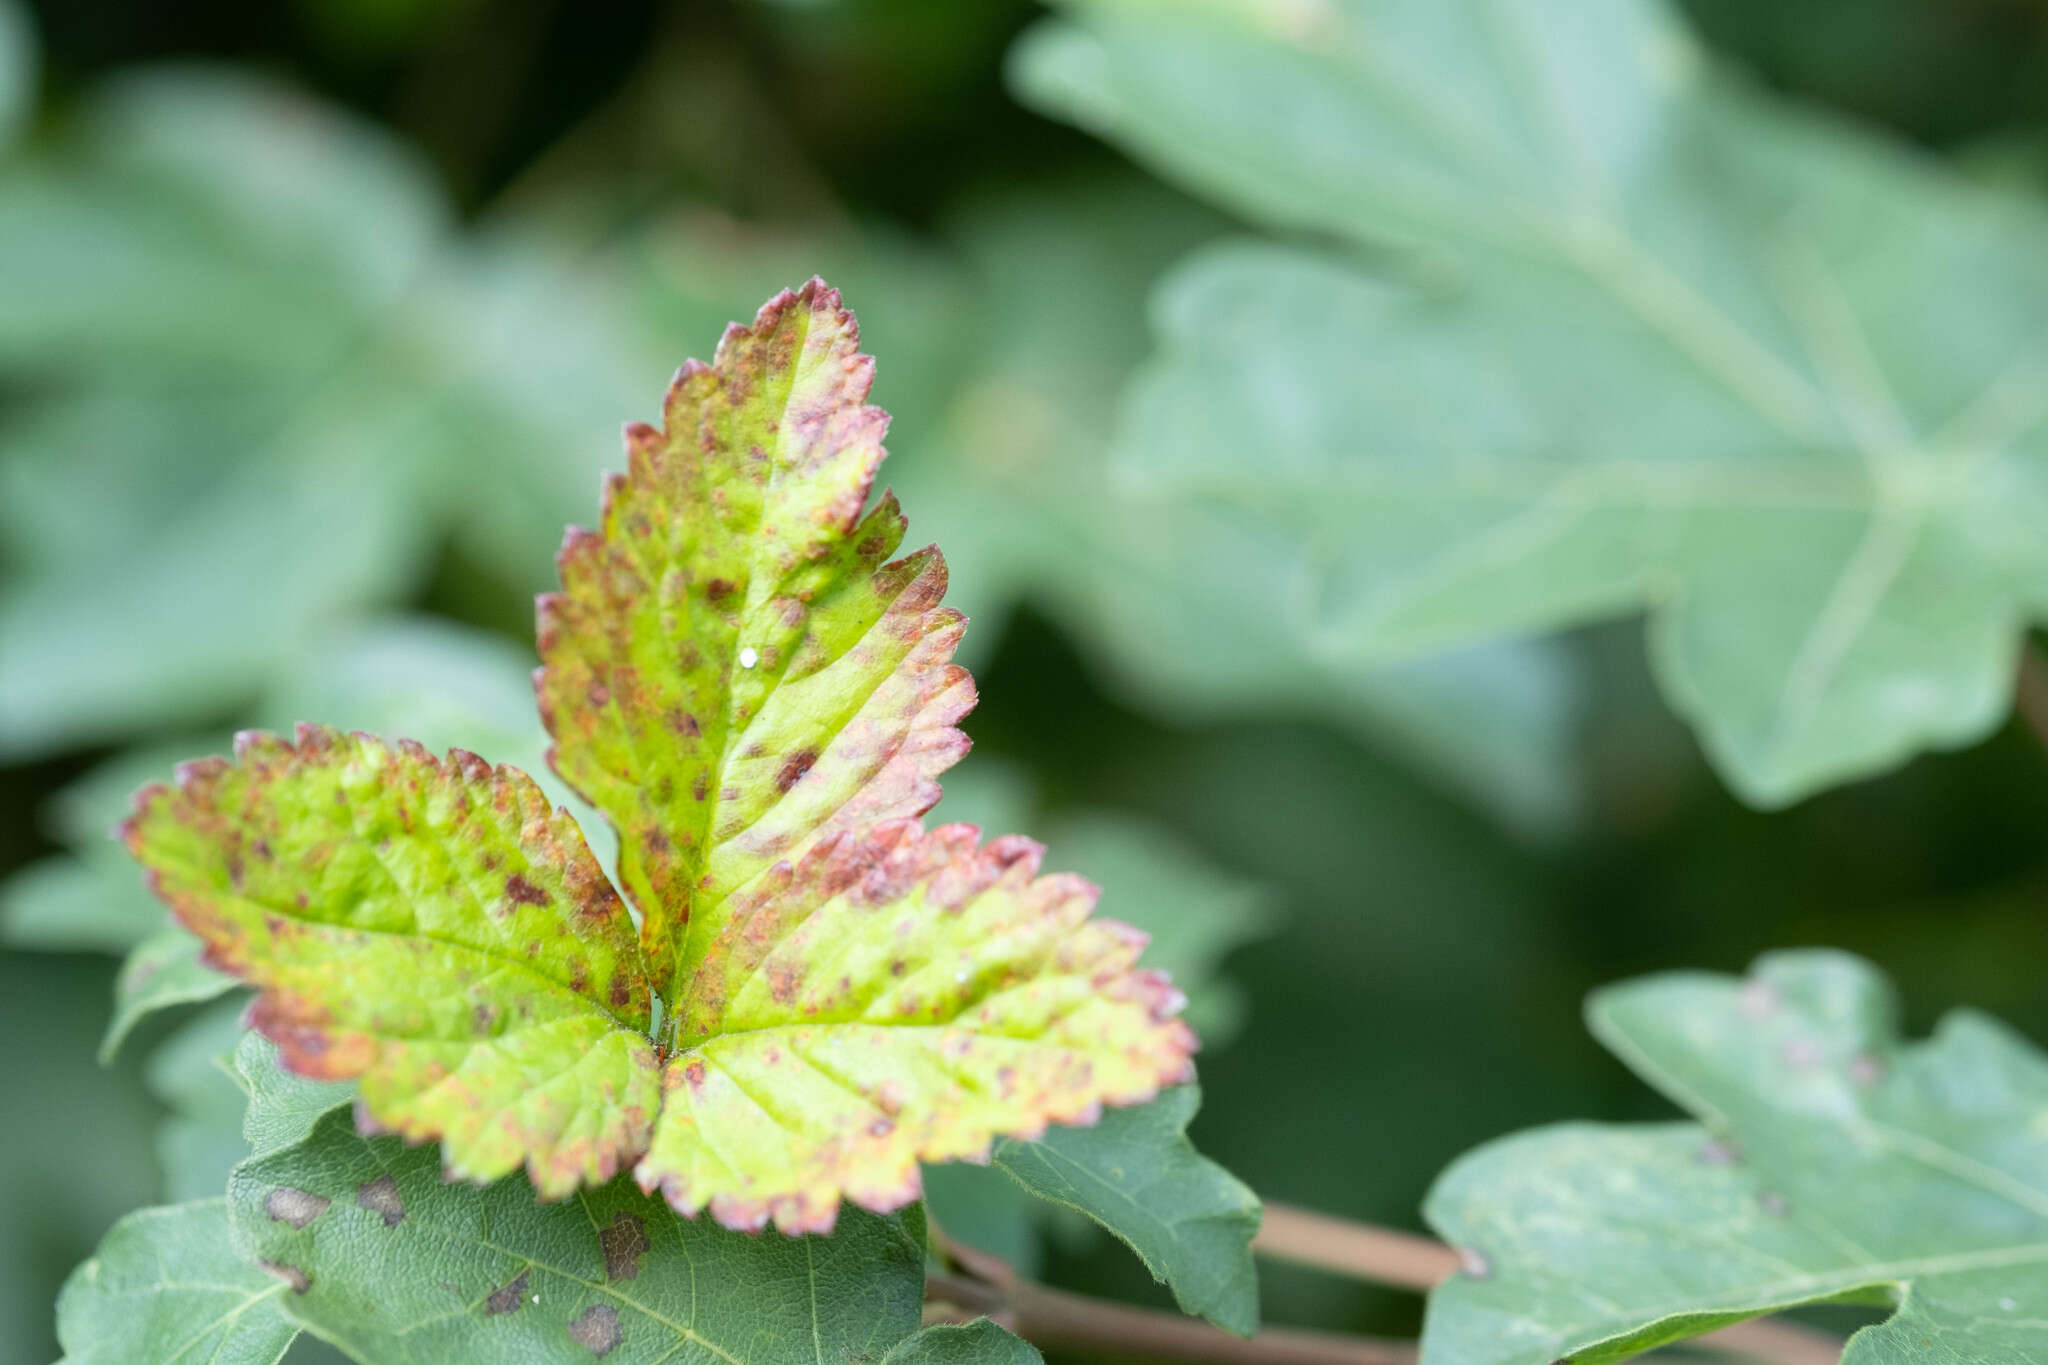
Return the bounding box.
[985,1086,1259,1335]
[101,927,238,1063]
[57,1199,299,1365]
[638,818,1195,1233]
[1017,0,2048,805]
[124,724,659,1197]
[883,1321,1043,1364]
[536,277,972,986]
[1422,951,2048,1364]
[122,285,1204,1238]
[228,1106,928,1364]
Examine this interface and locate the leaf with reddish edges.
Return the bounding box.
[535,277,974,991]
[123,723,659,1198]
[638,819,1196,1233]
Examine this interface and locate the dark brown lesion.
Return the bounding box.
[485,1270,530,1315]
[505,874,550,906]
[597,1210,651,1282]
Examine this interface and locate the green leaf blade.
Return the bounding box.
[536,278,973,985]
[1421,952,2048,1364]
[639,820,1198,1233]
[991,1086,1261,1335]
[229,1107,929,1364]
[124,723,659,1198]
[883,1321,1043,1364]
[58,1199,298,1365]
[1022,0,2048,805]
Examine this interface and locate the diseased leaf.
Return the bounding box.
[101,927,238,1063]
[57,1200,298,1365]
[1018,0,2048,805]
[120,285,1206,1239]
[638,818,1196,1232]
[1423,951,2048,1363]
[883,1321,1043,1364]
[124,724,659,1197]
[536,277,973,985]
[228,1106,928,1364]
[986,1086,1260,1335]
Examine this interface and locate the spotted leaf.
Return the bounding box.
[639,818,1196,1233]
[536,277,973,989]
[123,724,660,1197]
[1423,952,2048,1363]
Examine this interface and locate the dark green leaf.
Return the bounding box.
[228,1107,929,1364]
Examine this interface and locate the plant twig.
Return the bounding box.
[1252,1202,1841,1365]
[1255,1202,1458,1291]
[933,1241,1416,1365]
[2016,641,2048,757]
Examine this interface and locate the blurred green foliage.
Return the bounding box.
[5,0,2048,1359]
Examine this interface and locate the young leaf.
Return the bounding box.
[57,1199,299,1365]
[984,1086,1260,1335]
[1017,0,2048,805]
[228,1106,928,1364]
[535,277,973,986]
[1422,951,2048,1363]
[124,725,659,1197]
[883,1321,1043,1364]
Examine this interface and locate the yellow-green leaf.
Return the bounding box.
[123,724,659,1198]
[639,819,1195,1232]
[536,278,973,990]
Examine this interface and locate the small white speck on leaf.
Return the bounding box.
[2001,1297,2017,1311]
[739,647,759,669]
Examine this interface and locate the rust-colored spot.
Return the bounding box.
[667,710,701,739]
[775,749,817,793]
[506,874,549,906]
[767,961,801,1004]
[260,1261,311,1295]
[356,1173,405,1227]
[568,1303,623,1355]
[473,1002,498,1035]
[705,577,736,603]
[692,773,708,802]
[609,976,632,1010]
[683,1059,707,1090]
[265,1187,330,1229]
[487,1270,530,1315]
[599,1211,650,1282]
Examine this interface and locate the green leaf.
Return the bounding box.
[0,854,167,954]
[0,0,33,151]
[990,1086,1260,1335]
[1422,951,2048,1363]
[1017,0,2048,805]
[57,1199,298,1365]
[228,1106,928,1364]
[535,277,973,985]
[232,1031,354,1158]
[101,927,239,1063]
[147,1000,261,1202]
[124,725,659,1198]
[883,1321,1043,1364]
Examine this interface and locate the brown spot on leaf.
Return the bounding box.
[668,710,700,738]
[356,1173,405,1227]
[265,1187,330,1229]
[599,1211,650,1282]
[260,1261,311,1294]
[568,1303,623,1355]
[486,1271,530,1315]
[775,749,817,793]
[705,578,736,603]
[506,875,550,907]
[692,773,708,801]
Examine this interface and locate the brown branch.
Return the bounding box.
[2016,640,2048,756]
[1254,1202,1459,1291]
[933,1241,1415,1365]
